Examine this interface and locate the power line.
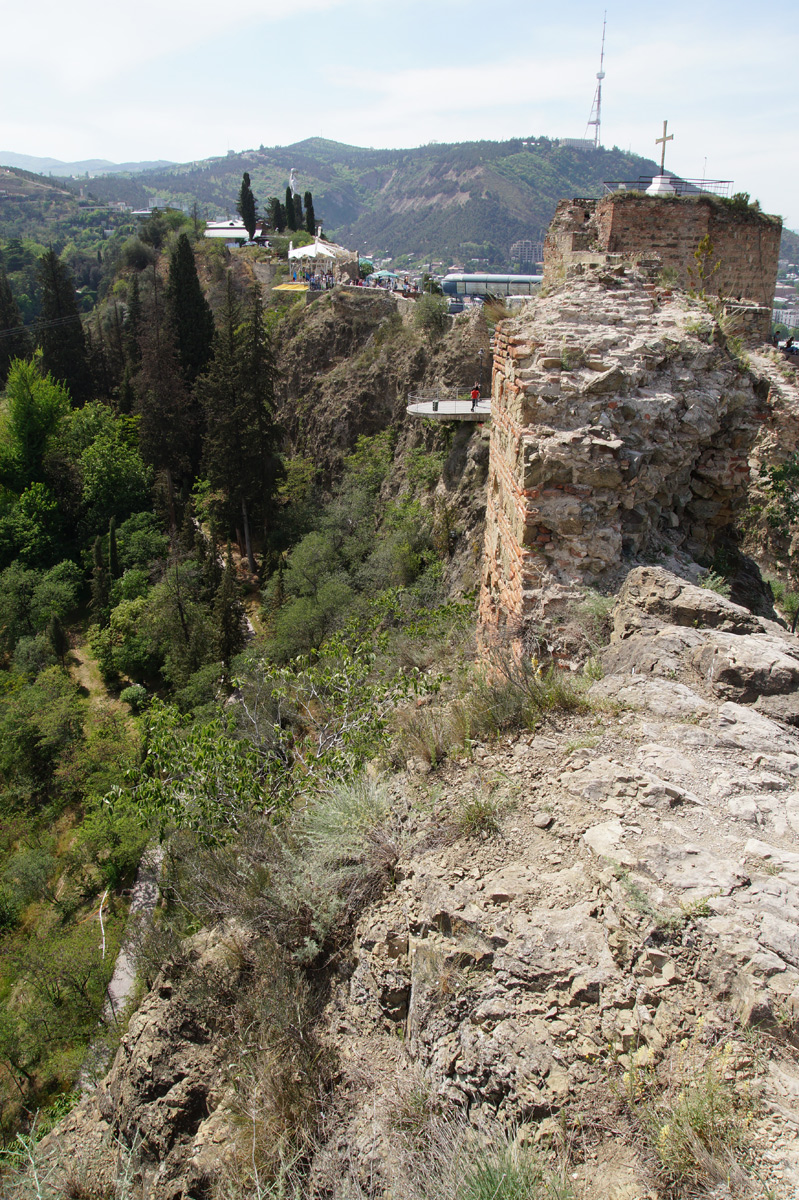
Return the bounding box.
[0,312,84,342]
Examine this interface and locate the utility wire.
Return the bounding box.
[0,312,85,341]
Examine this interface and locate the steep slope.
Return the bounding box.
[32,570,799,1200]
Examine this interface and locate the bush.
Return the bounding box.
[119,684,148,713]
[413,294,449,338]
[619,1030,754,1195]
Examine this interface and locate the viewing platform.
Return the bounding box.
[406,389,491,422]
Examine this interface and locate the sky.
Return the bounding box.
[2,0,798,229]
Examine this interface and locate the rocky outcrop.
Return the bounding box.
[311,569,799,1197]
[39,927,249,1200]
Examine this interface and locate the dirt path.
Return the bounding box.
[68,636,125,712]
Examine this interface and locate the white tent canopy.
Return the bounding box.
[288,238,355,263]
[288,241,336,261]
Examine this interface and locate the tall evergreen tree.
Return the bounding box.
[198,279,280,573]
[293,194,303,230]
[125,273,142,368]
[214,543,247,672]
[36,250,92,405]
[267,197,287,234]
[237,172,258,241]
[90,536,110,626]
[304,191,316,236]
[285,186,297,231]
[165,234,214,385]
[47,613,69,665]
[135,271,197,530]
[0,263,30,387]
[108,516,119,579]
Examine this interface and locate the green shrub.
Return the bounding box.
[119,684,148,713]
[413,294,449,338]
[698,569,732,598]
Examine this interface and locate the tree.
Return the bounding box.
[0,262,31,387]
[125,272,142,367]
[135,270,198,527]
[285,186,297,231]
[304,191,316,236]
[91,535,110,626]
[36,249,92,405]
[237,172,258,241]
[215,543,247,671]
[294,193,303,230]
[198,280,281,572]
[267,197,286,234]
[108,516,120,579]
[165,233,214,385]
[0,360,71,491]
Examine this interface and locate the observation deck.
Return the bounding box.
[406,389,491,422]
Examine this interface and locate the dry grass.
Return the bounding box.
[617,1026,759,1197]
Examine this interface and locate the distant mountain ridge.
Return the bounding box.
[0,152,174,177]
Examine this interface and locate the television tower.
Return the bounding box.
[585,14,607,149]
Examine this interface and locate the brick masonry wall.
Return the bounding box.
[543,195,781,312]
[478,269,769,634]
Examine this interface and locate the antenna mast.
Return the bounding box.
[585,13,606,149]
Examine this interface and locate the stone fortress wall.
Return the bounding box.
[478,265,772,634]
[544,193,782,313]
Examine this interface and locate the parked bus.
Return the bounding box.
[441,273,542,298]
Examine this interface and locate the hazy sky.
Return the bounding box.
[2,0,797,229]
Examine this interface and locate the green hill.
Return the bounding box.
[79,136,664,268]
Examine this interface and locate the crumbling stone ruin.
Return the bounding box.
[544,192,781,316]
[479,264,773,632]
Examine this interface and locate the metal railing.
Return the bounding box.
[603,177,734,198]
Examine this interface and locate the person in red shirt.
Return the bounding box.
[470,383,481,411]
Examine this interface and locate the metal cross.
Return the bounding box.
[655,120,673,175]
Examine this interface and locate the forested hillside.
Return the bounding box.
[0,223,494,1150]
[35,137,664,268]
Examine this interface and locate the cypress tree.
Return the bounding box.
[125,273,142,367]
[0,262,30,387]
[165,234,214,385]
[304,191,316,236]
[108,516,119,579]
[47,614,69,664]
[285,186,297,231]
[36,249,92,405]
[293,194,303,230]
[198,279,280,573]
[214,543,247,672]
[91,536,110,626]
[135,270,197,529]
[237,172,258,240]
